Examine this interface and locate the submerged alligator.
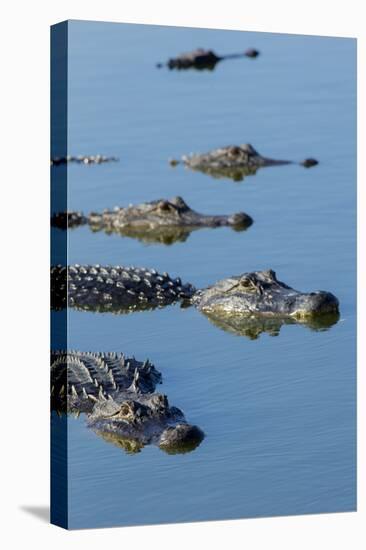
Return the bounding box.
[170,143,318,181]
[51,350,204,454]
[51,155,119,166]
[157,48,260,70]
[51,265,340,337]
[51,196,253,245]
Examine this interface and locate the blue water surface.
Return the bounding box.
[53,21,356,529]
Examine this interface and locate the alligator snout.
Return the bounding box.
[291,291,339,318]
[228,212,253,229]
[301,158,319,168]
[159,423,205,454]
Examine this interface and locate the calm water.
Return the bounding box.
[52,21,356,529]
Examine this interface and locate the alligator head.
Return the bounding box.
[158,48,260,71]
[51,196,253,244]
[193,269,339,322]
[51,350,204,454]
[178,144,318,181]
[88,392,204,454]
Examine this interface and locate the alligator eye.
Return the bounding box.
[119,402,133,417]
[158,201,174,212]
[236,276,259,292]
[239,277,252,287]
[228,146,241,157]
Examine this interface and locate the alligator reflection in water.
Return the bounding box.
[51,351,204,455]
[203,311,340,340]
[51,196,253,245]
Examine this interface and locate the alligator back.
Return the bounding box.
[51,265,196,313]
[51,351,162,414]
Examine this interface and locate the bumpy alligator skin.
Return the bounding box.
[51,265,196,313]
[51,351,162,414]
[51,351,204,454]
[51,155,118,166]
[157,48,260,70]
[51,196,253,245]
[175,143,318,181]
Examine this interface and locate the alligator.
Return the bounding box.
[51,350,204,454]
[51,196,253,245]
[170,143,318,181]
[51,265,339,337]
[157,48,260,70]
[51,155,119,166]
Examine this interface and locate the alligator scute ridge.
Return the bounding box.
[51,196,253,245]
[51,265,340,338]
[51,264,196,313]
[51,350,204,454]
